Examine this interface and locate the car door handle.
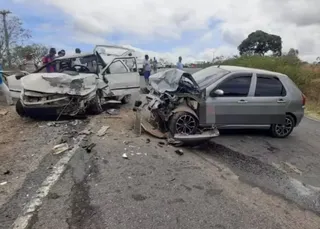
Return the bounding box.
[277,99,286,103]
[237,99,248,103]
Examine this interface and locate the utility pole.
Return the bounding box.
[0,10,12,68]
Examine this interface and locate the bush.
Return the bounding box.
[220,55,320,104]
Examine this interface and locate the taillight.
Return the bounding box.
[302,93,306,106]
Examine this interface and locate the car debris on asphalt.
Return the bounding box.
[79,129,92,135]
[83,142,96,153]
[175,149,184,156]
[106,108,120,115]
[3,170,11,175]
[0,109,8,116]
[52,143,69,155]
[97,126,110,137]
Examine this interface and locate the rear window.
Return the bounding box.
[255,75,286,97]
[192,66,229,85]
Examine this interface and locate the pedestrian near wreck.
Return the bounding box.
[21,54,37,73]
[176,56,183,70]
[143,54,151,85]
[42,48,57,73]
[153,57,158,73]
[0,62,13,105]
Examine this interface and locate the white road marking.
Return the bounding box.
[11,136,85,229]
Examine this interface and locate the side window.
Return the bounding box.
[255,75,286,97]
[216,75,252,97]
[108,60,128,74]
[123,58,137,72]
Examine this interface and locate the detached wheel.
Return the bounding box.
[87,92,103,115]
[169,111,199,135]
[270,114,295,138]
[121,95,131,104]
[16,99,26,117]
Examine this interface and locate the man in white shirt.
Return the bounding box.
[21,54,37,73]
[176,56,183,70]
[143,54,151,85]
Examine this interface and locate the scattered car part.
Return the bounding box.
[97,126,110,137]
[52,143,69,155]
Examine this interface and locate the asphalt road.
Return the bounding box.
[27,110,320,229]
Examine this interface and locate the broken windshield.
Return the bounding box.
[36,54,101,74]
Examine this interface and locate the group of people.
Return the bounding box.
[142,55,183,85]
[20,47,81,73]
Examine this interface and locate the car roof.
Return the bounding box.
[216,65,287,77]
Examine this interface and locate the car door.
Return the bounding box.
[204,73,254,125]
[103,57,140,95]
[248,74,287,124]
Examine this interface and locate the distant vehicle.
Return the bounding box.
[137,65,305,138]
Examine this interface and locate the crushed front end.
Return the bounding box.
[133,69,219,145]
[19,89,96,117]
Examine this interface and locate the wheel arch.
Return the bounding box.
[169,105,199,121]
[286,112,297,126]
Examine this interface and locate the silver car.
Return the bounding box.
[193,65,305,138]
[137,65,305,140]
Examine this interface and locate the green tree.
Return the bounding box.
[238,30,282,57]
[0,14,31,67]
[287,48,299,57]
[283,48,300,65]
[12,44,48,66]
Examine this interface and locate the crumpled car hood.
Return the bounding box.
[149,69,199,93]
[21,72,97,96]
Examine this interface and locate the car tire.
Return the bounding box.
[270,114,295,138]
[16,99,27,117]
[87,92,103,115]
[169,111,199,135]
[121,95,131,104]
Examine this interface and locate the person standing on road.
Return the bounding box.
[153,57,158,73]
[0,62,13,105]
[42,48,57,73]
[143,54,151,85]
[176,56,183,70]
[21,54,37,73]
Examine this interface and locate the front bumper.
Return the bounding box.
[20,91,95,117]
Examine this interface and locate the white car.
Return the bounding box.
[8,45,142,118]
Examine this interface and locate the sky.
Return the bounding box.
[1,0,320,63]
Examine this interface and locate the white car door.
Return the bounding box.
[103,57,140,96]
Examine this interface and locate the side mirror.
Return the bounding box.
[211,89,224,97]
